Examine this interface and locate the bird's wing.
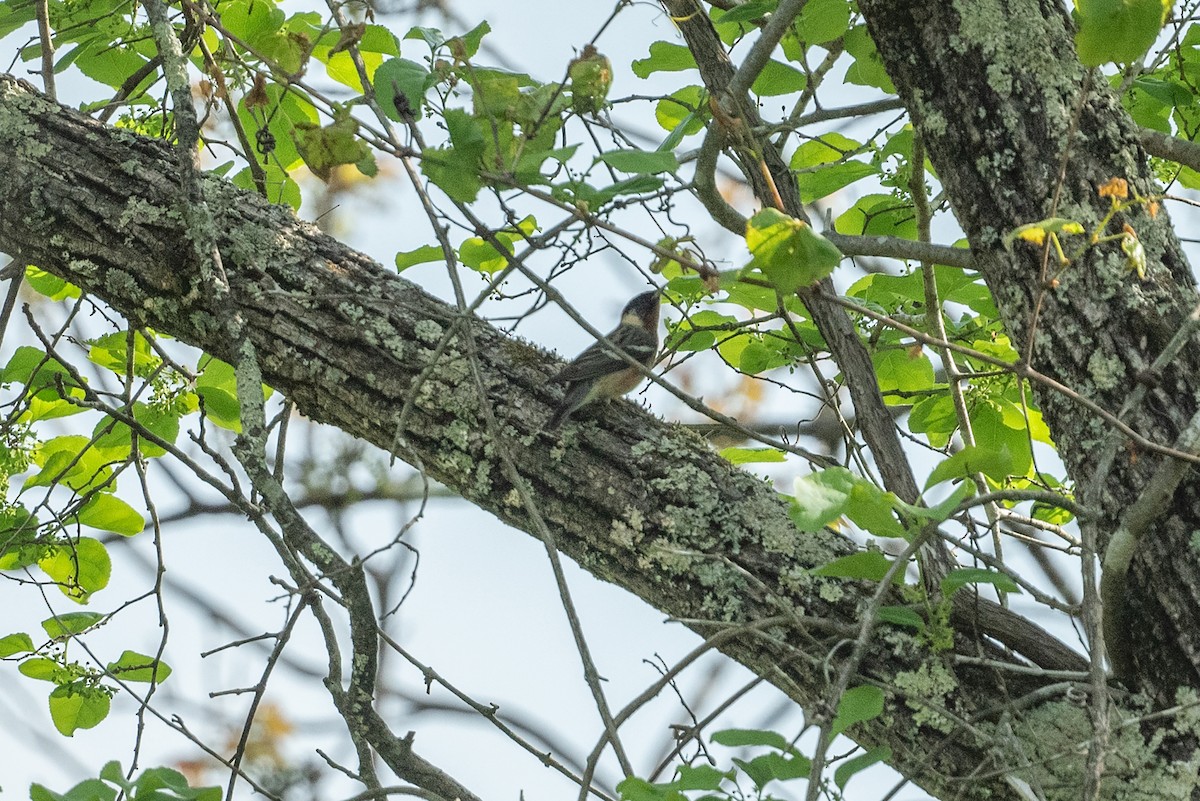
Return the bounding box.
[551,327,657,383]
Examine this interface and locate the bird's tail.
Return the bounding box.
[546,383,590,430]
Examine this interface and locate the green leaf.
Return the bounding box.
[791,467,856,531]
[468,68,521,117]
[831,685,884,736]
[20,394,87,423]
[733,752,811,789]
[356,24,400,55]
[792,131,859,167]
[374,57,430,121]
[322,45,384,90]
[0,631,35,657]
[76,42,148,90]
[794,455,907,538]
[925,444,1014,488]
[596,149,679,175]
[876,606,924,629]
[834,747,891,790]
[873,347,936,405]
[292,113,371,181]
[745,208,841,293]
[908,394,958,447]
[789,132,878,202]
[0,508,44,570]
[459,216,537,274]
[405,25,444,50]
[220,0,284,45]
[843,25,895,92]
[941,567,1021,596]
[674,764,727,791]
[615,777,684,801]
[739,338,797,374]
[92,402,181,459]
[1074,0,1170,65]
[20,657,68,682]
[75,494,144,537]
[719,447,787,464]
[233,163,302,210]
[26,435,116,493]
[421,109,486,203]
[835,193,916,238]
[0,1,35,39]
[195,356,255,433]
[711,728,792,749]
[796,161,878,202]
[655,85,706,134]
[41,611,105,639]
[811,551,902,584]
[751,60,806,96]
[451,20,491,59]
[632,41,697,78]
[3,346,82,399]
[36,766,218,801]
[136,768,220,801]
[667,310,726,352]
[900,481,974,525]
[86,332,158,376]
[714,0,777,24]
[25,266,81,301]
[971,400,1033,477]
[107,650,172,683]
[40,537,111,603]
[844,481,908,539]
[31,779,114,801]
[49,681,111,735]
[423,147,484,203]
[395,245,444,271]
[797,0,851,44]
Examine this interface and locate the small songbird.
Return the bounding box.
[546,290,661,430]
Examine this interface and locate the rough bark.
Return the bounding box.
[859,0,1200,707]
[0,60,1195,800]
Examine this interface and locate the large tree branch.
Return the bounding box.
[0,73,1128,801]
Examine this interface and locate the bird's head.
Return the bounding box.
[621,290,661,330]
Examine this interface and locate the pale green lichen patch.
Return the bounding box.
[921,107,948,137]
[817,580,844,604]
[443,419,471,451]
[1087,350,1125,391]
[996,696,1200,801]
[414,319,444,344]
[986,63,1012,97]
[0,88,53,159]
[610,507,646,549]
[117,197,174,239]
[893,661,957,733]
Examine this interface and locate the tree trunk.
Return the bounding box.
[860,0,1200,705]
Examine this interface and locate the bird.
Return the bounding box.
[546,290,661,430]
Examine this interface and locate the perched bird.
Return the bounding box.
[546,290,661,430]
